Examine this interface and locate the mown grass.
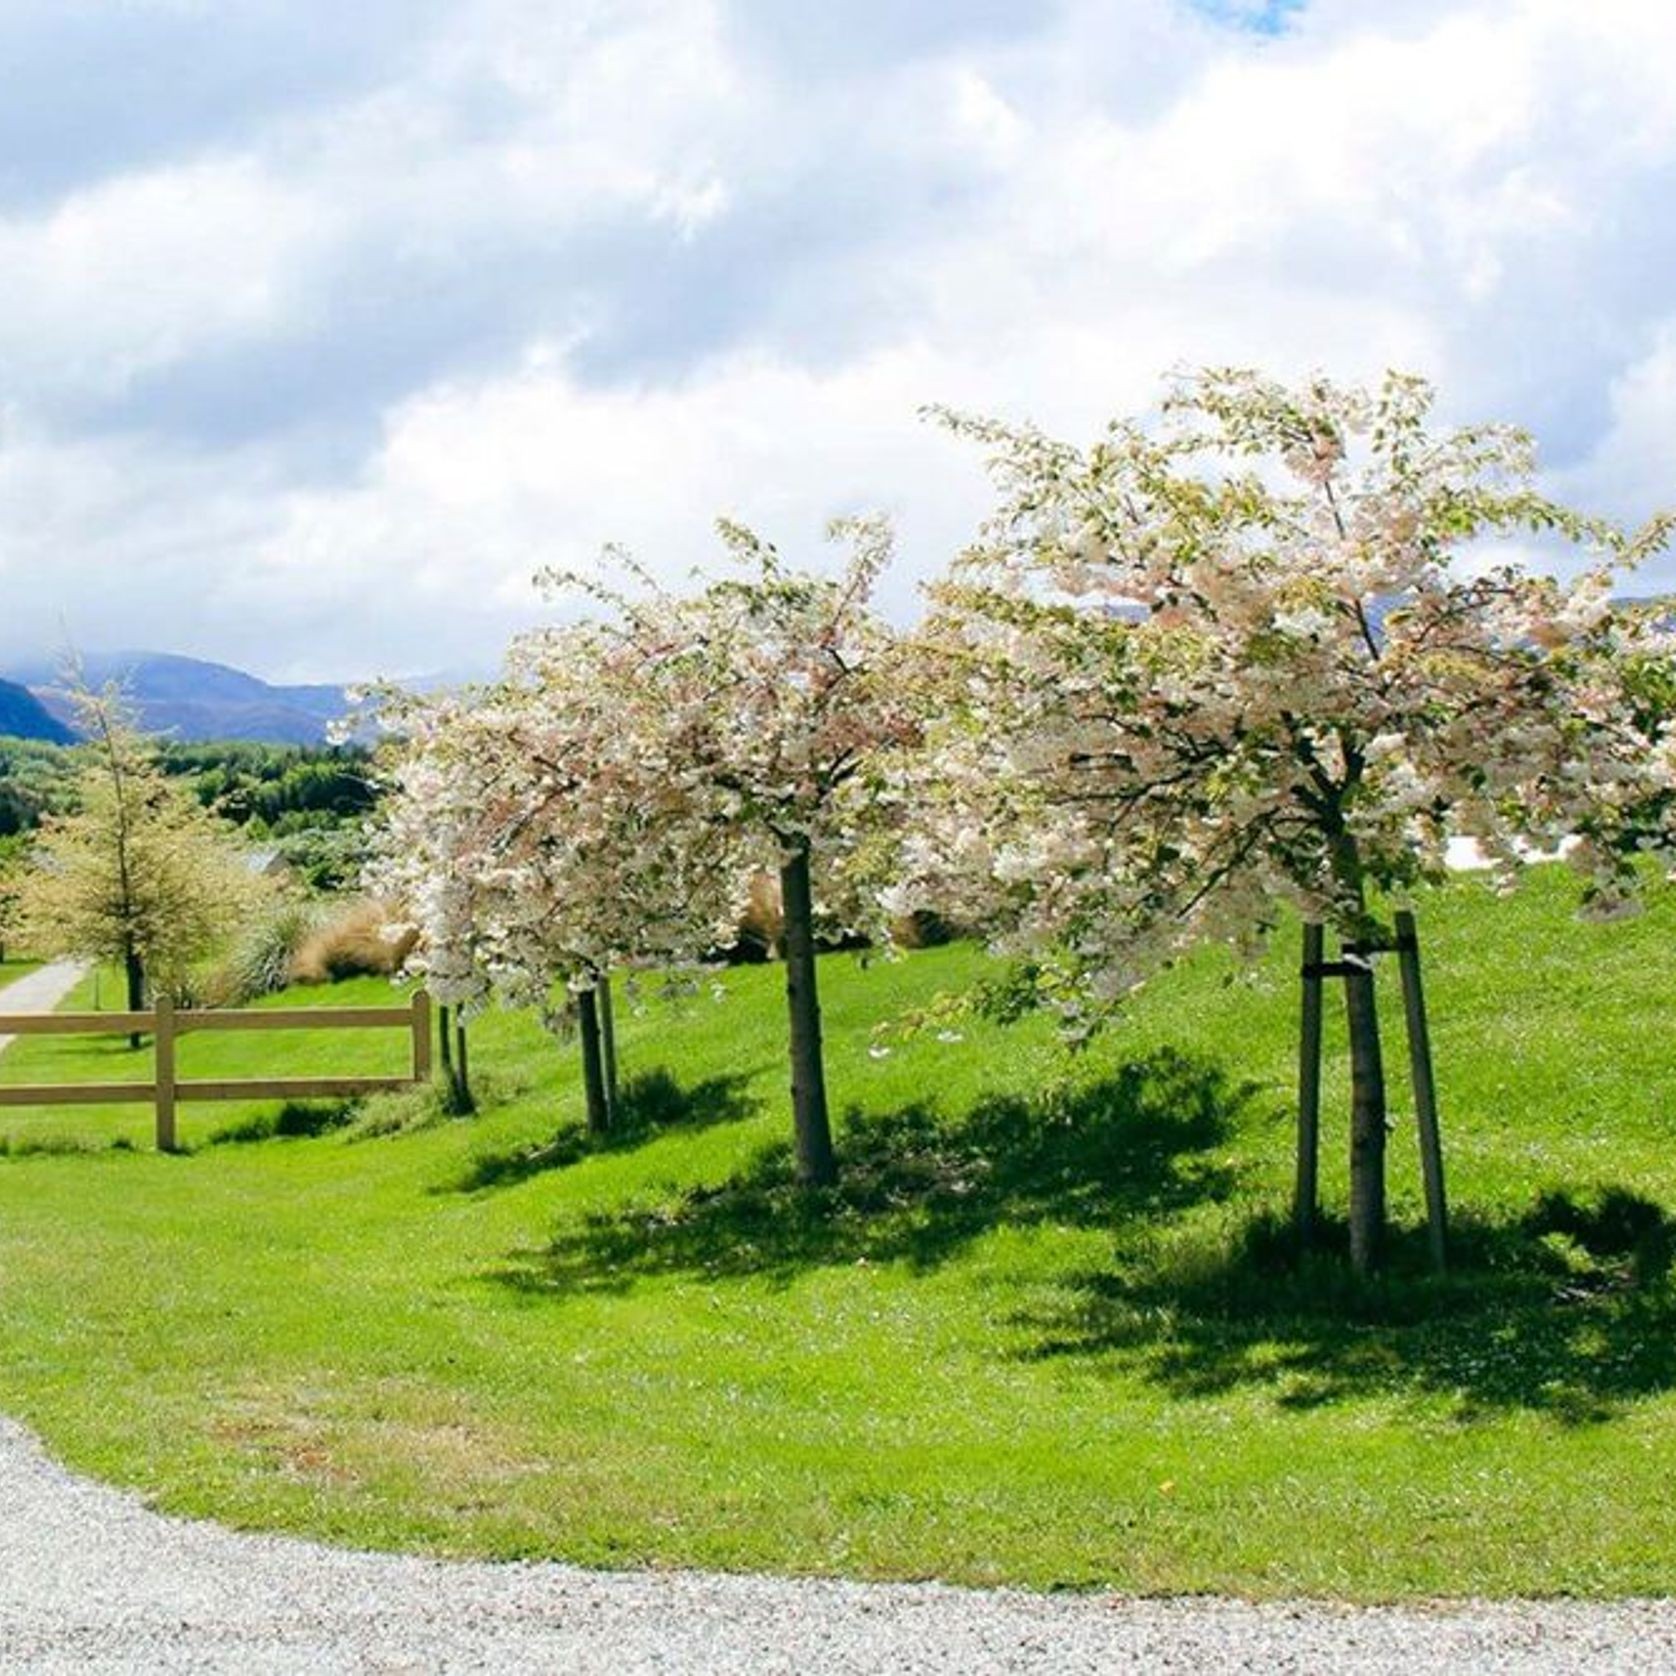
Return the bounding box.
[0,866,1675,1596]
[0,957,43,990]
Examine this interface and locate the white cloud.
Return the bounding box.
[3,0,1676,678]
[0,157,332,405]
[1561,320,1676,535]
[235,344,997,675]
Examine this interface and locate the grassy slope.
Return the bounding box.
[0,958,43,990]
[0,867,1673,1596]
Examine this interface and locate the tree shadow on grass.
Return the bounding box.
[1014,1186,1676,1422]
[444,1068,761,1193]
[207,1099,359,1145]
[487,1047,1259,1294]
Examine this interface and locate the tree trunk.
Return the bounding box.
[125,947,145,1051]
[1342,943,1387,1277]
[578,987,611,1136]
[437,1005,473,1115]
[779,839,837,1187]
[598,972,619,1124]
[453,1016,474,1114]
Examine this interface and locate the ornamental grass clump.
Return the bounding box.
[213,898,325,1003]
[289,899,415,985]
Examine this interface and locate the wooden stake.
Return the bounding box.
[411,990,432,1084]
[153,994,177,1153]
[598,972,619,1122]
[1394,909,1448,1272]
[1295,922,1324,1245]
[1343,941,1388,1278]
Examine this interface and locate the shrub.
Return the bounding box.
[289,900,417,985]
[206,899,325,1004]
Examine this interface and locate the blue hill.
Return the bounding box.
[0,678,74,743]
[0,652,349,745]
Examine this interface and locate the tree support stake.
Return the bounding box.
[1294,915,1449,1272]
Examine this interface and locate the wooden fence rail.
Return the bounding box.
[0,991,432,1151]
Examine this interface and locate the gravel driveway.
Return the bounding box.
[0,1418,1672,1673]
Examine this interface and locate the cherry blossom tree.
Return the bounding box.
[370,628,747,1136]
[479,625,745,1134]
[911,368,1674,1274]
[368,685,498,1112]
[543,517,923,1186]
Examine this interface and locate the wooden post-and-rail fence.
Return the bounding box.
[0,991,432,1150]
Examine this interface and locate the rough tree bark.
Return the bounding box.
[779,838,837,1187]
[124,945,145,1051]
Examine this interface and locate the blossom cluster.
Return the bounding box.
[898,369,1676,1028]
[369,517,922,1018]
[373,369,1676,1046]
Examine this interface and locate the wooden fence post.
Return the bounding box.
[411,990,432,1083]
[154,995,177,1153]
[1394,909,1448,1272]
[1295,922,1325,1246]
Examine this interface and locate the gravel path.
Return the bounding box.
[0,1419,1670,1674]
[0,961,89,1056]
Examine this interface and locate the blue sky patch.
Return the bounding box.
[1188,0,1307,34]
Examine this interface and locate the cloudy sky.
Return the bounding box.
[0,0,1672,681]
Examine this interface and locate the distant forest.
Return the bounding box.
[0,738,378,891]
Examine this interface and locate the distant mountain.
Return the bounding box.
[1,652,351,745]
[0,678,75,743]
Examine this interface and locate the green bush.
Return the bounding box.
[214,899,324,1003]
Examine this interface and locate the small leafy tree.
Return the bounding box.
[19,686,265,1031]
[914,369,1673,1273]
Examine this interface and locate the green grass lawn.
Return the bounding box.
[0,957,43,991]
[1,866,1675,1596]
